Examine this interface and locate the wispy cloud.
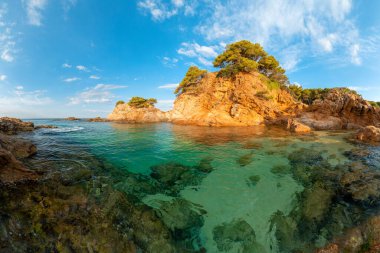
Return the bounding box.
[76,65,89,72]
[158,83,178,89]
[177,42,222,66]
[137,0,195,21]
[0,86,52,106]
[25,0,48,26]
[89,75,100,80]
[68,84,128,105]
[161,56,178,67]
[0,74,6,81]
[62,63,72,68]
[0,4,16,63]
[64,77,80,82]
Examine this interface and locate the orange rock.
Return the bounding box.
[356,126,380,143]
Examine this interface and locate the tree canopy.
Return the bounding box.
[127,97,157,108]
[174,66,207,95]
[213,40,288,85]
[116,100,125,106]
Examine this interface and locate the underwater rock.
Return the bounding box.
[0,133,37,159]
[150,160,213,196]
[155,198,205,249]
[316,215,380,253]
[0,117,34,134]
[339,162,380,204]
[270,164,291,176]
[301,182,334,222]
[213,219,263,252]
[242,141,263,149]
[237,152,254,167]
[247,175,261,187]
[356,125,380,144]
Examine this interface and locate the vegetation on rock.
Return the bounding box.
[287,85,359,105]
[174,66,207,95]
[127,96,157,108]
[213,40,288,85]
[116,100,125,106]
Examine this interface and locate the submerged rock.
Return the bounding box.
[34,125,58,129]
[87,117,110,122]
[0,133,37,159]
[213,219,263,252]
[237,152,254,167]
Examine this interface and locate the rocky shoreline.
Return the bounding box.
[1,117,380,252]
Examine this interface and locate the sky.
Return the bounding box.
[0,0,380,118]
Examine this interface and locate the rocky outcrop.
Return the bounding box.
[298,88,380,130]
[65,117,80,121]
[108,103,168,123]
[169,72,301,126]
[35,125,58,129]
[87,117,109,122]
[356,126,380,143]
[0,117,34,134]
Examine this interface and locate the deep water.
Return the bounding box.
[4,119,380,252]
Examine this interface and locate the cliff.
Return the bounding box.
[169,72,301,126]
[107,74,380,130]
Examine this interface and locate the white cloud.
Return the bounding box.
[0,86,52,106]
[350,43,361,65]
[89,75,100,80]
[161,56,178,67]
[177,42,221,66]
[158,83,178,89]
[68,84,128,105]
[0,74,6,81]
[25,0,48,26]
[137,0,195,21]
[64,77,80,82]
[0,6,16,63]
[62,63,72,68]
[348,86,369,92]
[76,65,89,71]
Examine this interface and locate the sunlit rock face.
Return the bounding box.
[0,117,34,134]
[169,72,301,126]
[299,88,380,130]
[108,103,168,123]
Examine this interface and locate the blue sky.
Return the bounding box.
[0,0,380,118]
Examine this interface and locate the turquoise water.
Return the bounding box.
[23,119,380,252]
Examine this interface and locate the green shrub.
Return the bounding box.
[116,100,125,106]
[213,40,288,85]
[127,97,157,108]
[255,91,273,100]
[369,101,380,108]
[174,66,207,95]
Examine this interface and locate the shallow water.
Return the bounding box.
[19,119,380,252]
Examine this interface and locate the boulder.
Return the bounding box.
[287,119,312,133]
[0,133,37,158]
[356,126,380,143]
[65,117,80,121]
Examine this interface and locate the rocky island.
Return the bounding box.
[108,41,380,136]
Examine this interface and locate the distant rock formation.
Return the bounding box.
[87,117,109,122]
[108,103,168,123]
[65,117,80,121]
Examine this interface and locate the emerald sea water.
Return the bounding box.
[19,119,380,252]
